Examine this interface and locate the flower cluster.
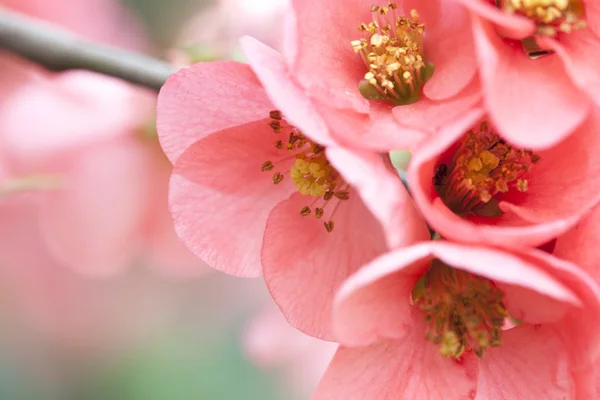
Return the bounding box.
[157,0,600,398]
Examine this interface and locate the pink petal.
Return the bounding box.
[477,325,572,399]
[333,247,430,347]
[0,71,148,170]
[38,139,149,276]
[408,109,591,249]
[239,36,336,146]
[334,242,580,347]
[521,249,600,364]
[585,0,600,38]
[498,110,600,225]
[392,78,482,134]
[156,61,272,164]
[402,0,441,25]
[289,0,371,112]
[471,15,590,149]
[262,192,388,339]
[422,1,477,101]
[455,0,535,39]
[314,332,478,400]
[554,205,600,281]
[313,100,428,151]
[170,119,297,277]
[537,29,600,108]
[325,148,430,250]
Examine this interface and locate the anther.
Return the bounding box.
[269,121,282,132]
[300,206,311,216]
[324,221,335,232]
[270,110,282,120]
[334,191,350,200]
[272,172,284,184]
[315,208,324,218]
[261,161,274,172]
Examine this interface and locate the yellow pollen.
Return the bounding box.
[500,0,587,36]
[352,3,435,105]
[434,121,540,217]
[412,260,508,359]
[261,110,351,233]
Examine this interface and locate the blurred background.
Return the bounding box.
[0,0,335,399]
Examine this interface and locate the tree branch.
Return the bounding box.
[0,9,176,91]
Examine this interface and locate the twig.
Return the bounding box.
[0,9,176,91]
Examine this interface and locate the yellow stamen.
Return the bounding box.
[261,111,351,233]
[412,260,508,359]
[352,3,434,105]
[500,0,587,36]
[434,121,540,217]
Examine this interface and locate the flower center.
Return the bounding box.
[261,111,350,232]
[412,259,508,359]
[499,0,586,36]
[351,3,435,105]
[434,121,540,217]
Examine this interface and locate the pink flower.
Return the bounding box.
[157,57,429,337]
[170,0,289,63]
[404,106,600,250]
[0,71,204,277]
[244,304,337,397]
[454,0,600,149]
[313,240,600,399]
[236,0,481,153]
[0,0,146,49]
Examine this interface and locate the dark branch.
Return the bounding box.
[0,9,176,91]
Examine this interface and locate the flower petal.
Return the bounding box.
[422,1,477,101]
[0,71,147,170]
[392,78,482,134]
[262,192,387,339]
[454,0,535,39]
[477,325,572,399]
[554,205,600,281]
[289,0,371,112]
[537,29,600,109]
[170,119,296,277]
[156,61,272,164]
[325,148,430,250]
[471,15,590,150]
[314,332,478,400]
[39,139,149,276]
[239,36,336,146]
[498,110,600,226]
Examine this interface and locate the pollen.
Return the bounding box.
[352,3,435,105]
[434,121,540,217]
[412,260,508,359]
[500,0,587,36]
[260,110,351,233]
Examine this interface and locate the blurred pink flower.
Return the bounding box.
[407,107,600,251]
[313,241,600,399]
[453,0,599,149]
[244,305,336,397]
[157,59,431,338]
[0,71,204,277]
[0,0,146,49]
[0,0,203,277]
[237,0,481,153]
[170,0,289,63]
